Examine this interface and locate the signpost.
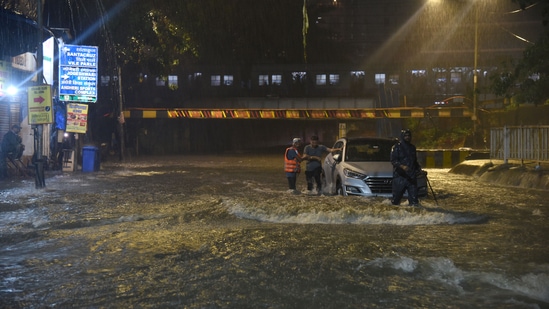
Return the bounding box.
[35,0,45,188]
[57,44,99,175]
[59,44,98,103]
[27,85,53,124]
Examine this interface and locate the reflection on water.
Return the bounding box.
[0,155,548,308]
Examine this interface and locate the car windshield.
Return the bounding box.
[345,139,394,162]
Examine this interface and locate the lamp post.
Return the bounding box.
[472,3,479,149]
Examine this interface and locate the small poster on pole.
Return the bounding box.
[66,103,88,133]
[28,85,53,124]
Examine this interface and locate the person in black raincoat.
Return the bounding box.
[390,129,420,206]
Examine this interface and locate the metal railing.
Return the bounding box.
[490,126,549,163]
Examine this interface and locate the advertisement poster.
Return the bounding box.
[28,85,53,124]
[66,103,88,133]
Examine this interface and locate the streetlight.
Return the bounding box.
[472,3,479,149]
[7,86,18,96]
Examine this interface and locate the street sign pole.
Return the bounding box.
[35,0,45,188]
[58,43,98,173]
[118,66,125,161]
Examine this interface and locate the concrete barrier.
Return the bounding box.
[417,150,471,168]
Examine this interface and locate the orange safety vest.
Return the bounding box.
[284,147,301,173]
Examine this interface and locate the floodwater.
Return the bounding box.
[0,154,548,308]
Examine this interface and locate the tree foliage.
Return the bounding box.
[103,0,342,76]
[491,0,549,105]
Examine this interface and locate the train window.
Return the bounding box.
[224,75,234,86]
[156,76,166,86]
[450,72,461,83]
[435,71,446,84]
[168,75,178,89]
[316,74,326,86]
[375,73,385,85]
[259,75,269,86]
[272,75,282,85]
[188,72,202,82]
[329,74,339,85]
[211,75,221,86]
[292,72,306,83]
[411,70,426,77]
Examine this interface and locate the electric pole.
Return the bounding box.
[35,0,46,188]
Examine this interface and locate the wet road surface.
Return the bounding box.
[1,155,548,308]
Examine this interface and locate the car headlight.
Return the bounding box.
[343,168,366,179]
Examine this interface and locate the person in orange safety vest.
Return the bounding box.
[284,137,309,194]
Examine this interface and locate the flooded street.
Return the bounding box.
[1,154,548,308]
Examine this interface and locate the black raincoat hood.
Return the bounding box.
[400,129,412,142]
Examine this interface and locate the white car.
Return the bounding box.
[322,137,427,197]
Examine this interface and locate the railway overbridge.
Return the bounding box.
[119,106,476,155]
[123,106,473,120]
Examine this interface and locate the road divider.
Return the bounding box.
[417,150,472,168]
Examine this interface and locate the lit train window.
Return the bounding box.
[211,75,221,86]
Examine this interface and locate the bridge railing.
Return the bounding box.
[490,126,549,163]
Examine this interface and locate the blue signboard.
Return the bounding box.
[59,44,98,103]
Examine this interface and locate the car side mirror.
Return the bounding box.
[333,153,342,163]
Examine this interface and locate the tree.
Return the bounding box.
[490,0,549,105]
[103,0,348,75]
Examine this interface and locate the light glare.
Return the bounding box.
[7,86,18,95]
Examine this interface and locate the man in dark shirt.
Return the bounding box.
[1,124,25,179]
[303,135,339,195]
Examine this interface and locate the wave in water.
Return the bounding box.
[224,196,486,225]
[364,256,549,304]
